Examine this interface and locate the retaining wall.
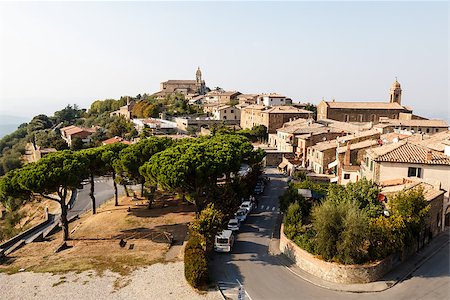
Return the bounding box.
[279,224,400,284]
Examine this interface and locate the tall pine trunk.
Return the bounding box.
[112,171,118,206]
[59,189,69,241]
[141,182,144,197]
[89,172,96,214]
[123,183,129,197]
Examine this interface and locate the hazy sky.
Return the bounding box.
[0,1,448,121]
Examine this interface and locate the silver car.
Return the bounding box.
[227,218,241,231]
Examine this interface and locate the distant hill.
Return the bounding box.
[0,114,29,138]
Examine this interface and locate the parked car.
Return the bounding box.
[227,218,241,231]
[235,208,248,222]
[214,230,235,252]
[240,201,253,213]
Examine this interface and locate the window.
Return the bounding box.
[231,109,234,113]
[370,160,374,171]
[436,129,439,132]
[365,157,369,167]
[408,167,422,178]
[344,114,349,122]
[426,128,430,133]
[223,116,227,120]
[344,174,350,179]
[371,114,376,122]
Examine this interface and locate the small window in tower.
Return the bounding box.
[344,174,350,180]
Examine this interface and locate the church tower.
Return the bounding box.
[196,67,202,85]
[195,67,206,94]
[389,78,402,105]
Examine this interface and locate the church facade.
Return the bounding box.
[154,67,207,98]
[317,79,412,123]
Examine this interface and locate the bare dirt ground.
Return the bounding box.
[0,193,195,275]
[0,193,221,299]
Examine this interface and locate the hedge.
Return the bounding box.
[184,233,208,289]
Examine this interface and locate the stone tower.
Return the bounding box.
[196,66,202,84]
[195,67,206,94]
[389,78,402,105]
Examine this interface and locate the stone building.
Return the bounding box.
[60,125,96,147]
[153,67,207,98]
[204,91,241,105]
[211,105,241,121]
[307,129,381,175]
[240,105,313,133]
[110,97,135,120]
[317,79,412,123]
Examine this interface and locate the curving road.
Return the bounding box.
[210,167,450,300]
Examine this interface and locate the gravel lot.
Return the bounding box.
[0,262,222,300]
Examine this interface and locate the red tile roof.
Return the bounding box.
[371,142,450,165]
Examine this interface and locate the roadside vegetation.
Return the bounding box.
[280,178,430,264]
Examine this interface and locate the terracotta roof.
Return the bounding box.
[60,125,77,131]
[63,126,96,136]
[337,139,378,153]
[336,129,380,143]
[324,101,409,110]
[368,142,450,165]
[163,80,197,84]
[380,179,445,201]
[413,130,450,152]
[102,136,131,145]
[310,140,338,152]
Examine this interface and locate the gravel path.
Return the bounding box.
[0,262,222,300]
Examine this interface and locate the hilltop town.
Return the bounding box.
[0,68,449,300]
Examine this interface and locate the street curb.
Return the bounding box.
[273,233,450,293]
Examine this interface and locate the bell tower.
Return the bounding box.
[195,67,206,94]
[389,78,402,105]
[196,67,202,85]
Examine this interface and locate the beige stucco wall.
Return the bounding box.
[378,162,450,197]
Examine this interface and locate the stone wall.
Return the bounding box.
[279,224,400,284]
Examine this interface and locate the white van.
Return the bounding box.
[214,230,235,253]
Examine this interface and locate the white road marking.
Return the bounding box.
[272,206,275,211]
[236,279,253,300]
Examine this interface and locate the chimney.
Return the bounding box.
[344,142,351,166]
[426,150,433,161]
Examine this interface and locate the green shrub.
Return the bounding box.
[294,227,317,254]
[279,187,308,213]
[184,234,208,289]
[283,202,303,239]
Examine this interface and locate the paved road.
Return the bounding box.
[211,167,450,300]
[68,176,118,218]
